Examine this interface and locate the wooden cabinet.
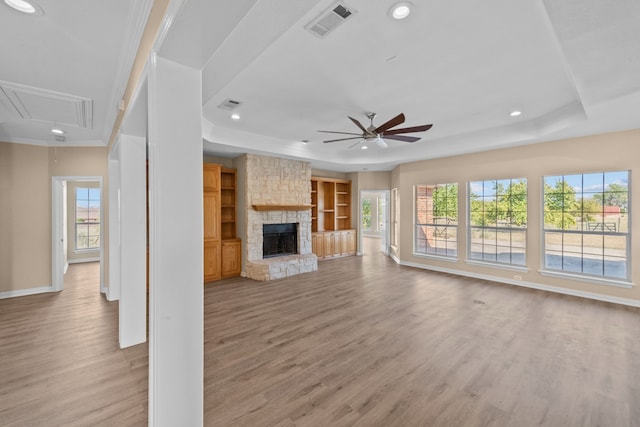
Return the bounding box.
[323,232,335,258]
[204,240,221,282]
[203,164,241,283]
[203,164,221,282]
[341,229,356,255]
[313,229,356,259]
[221,239,241,278]
[312,232,324,258]
[311,176,356,260]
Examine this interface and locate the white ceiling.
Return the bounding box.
[2,0,639,172]
[0,0,152,146]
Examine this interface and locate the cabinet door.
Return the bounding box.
[221,240,241,278]
[341,231,349,256]
[312,232,324,258]
[203,164,220,192]
[204,240,221,282]
[203,193,220,240]
[347,230,357,255]
[324,232,334,257]
[332,232,342,256]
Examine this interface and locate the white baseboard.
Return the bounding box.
[0,285,54,299]
[68,257,100,264]
[397,259,640,308]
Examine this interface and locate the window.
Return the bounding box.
[543,171,630,281]
[390,188,398,248]
[469,178,527,266]
[75,187,101,250]
[362,198,372,231]
[415,183,458,257]
[377,196,386,232]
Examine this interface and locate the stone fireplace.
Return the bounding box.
[241,154,318,281]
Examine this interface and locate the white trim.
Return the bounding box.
[68,257,101,264]
[52,176,105,294]
[396,259,640,308]
[465,259,530,272]
[0,286,54,299]
[359,190,390,256]
[539,269,634,289]
[413,252,459,263]
[102,0,154,143]
[152,0,188,52]
[390,253,401,264]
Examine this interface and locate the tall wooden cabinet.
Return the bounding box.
[203,164,241,283]
[311,176,356,260]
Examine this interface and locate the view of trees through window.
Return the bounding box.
[362,198,371,230]
[75,187,101,250]
[415,183,458,257]
[469,178,527,265]
[543,171,629,279]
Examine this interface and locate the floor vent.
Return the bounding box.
[305,2,356,39]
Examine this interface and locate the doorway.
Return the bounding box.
[52,176,104,293]
[359,190,389,256]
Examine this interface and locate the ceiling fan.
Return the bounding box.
[319,113,432,149]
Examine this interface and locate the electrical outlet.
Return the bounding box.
[514,275,522,281]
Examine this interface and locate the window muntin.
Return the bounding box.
[415,183,458,257]
[75,187,101,250]
[468,178,527,266]
[543,171,629,280]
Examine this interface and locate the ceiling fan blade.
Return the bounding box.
[374,113,405,133]
[383,124,433,135]
[375,135,388,149]
[348,140,364,149]
[323,136,363,143]
[383,134,421,143]
[318,130,363,136]
[348,116,368,133]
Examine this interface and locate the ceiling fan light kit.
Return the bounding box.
[319,112,432,149]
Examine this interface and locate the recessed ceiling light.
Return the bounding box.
[4,0,43,15]
[301,139,310,144]
[50,128,65,135]
[389,2,412,20]
[510,110,522,117]
[230,113,240,120]
[361,145,368,150]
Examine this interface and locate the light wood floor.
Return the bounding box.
[2,239,639,426]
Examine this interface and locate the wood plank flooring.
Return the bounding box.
[1,239,639,426]
[0,262,147,426]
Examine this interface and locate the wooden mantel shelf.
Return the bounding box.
[252,204,312,211]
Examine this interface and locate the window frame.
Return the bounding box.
[540,171,631,286]
[466,178,528,270]
[413,182,459,260]
[75,186,101,251]
[390,188,398,249]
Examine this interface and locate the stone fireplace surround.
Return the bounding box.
[241,154,318,281]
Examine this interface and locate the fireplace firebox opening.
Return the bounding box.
[263,223,298,258]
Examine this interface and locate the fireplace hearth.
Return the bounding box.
[263,223,297,258]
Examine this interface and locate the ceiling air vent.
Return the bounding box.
[305,2,357,39]
[217,98,242,111]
